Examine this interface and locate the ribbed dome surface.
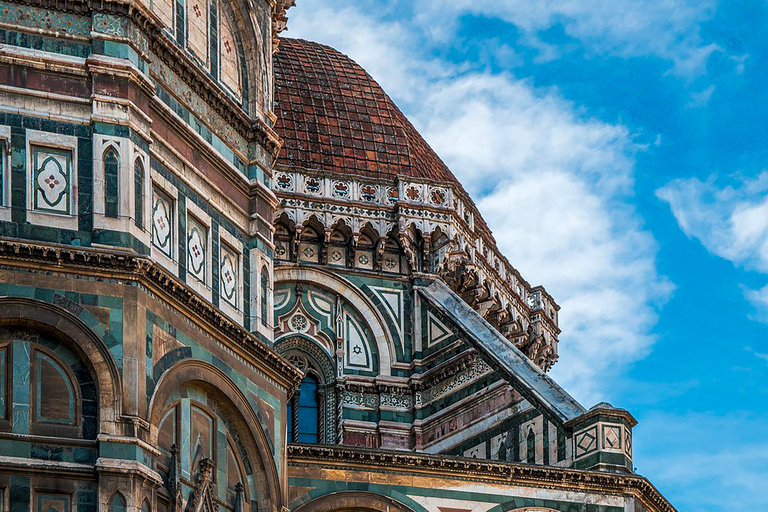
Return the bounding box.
[273,38,461,186]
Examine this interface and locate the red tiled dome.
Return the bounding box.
[273,38,462,186]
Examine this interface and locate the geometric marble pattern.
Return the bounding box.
[220,243,239,308]
[602,425,621,451]
[344,313,372,371]
[574,426,598,457]
[426,311,452,348]
[187,215,207,283]
[152,188,174,257]
[32,146,71,214]
[369,286,404,347]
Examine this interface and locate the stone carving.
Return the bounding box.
[415,356,493,407]
[185,458,216,512]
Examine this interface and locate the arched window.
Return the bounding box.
[274,222,292,261]
[35,351,75,425]
[156,391,252,510]
[109,493,126,512]
[141,499,151,512]
[104,148,119,219]
[134,158,144,229]
[526,428,536,464]
[260,266,270,327]
[287,373,320,444]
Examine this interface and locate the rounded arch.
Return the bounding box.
[147,358,283,510]
[274,334,335,384]
[274,266,395,375]
[293,492,417,512]
[0,297,121,434]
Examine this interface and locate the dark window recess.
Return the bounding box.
[134,159,144,228]
[288,374,320,444]
[526,428,536,464]
[104,149,119,219]
[109,493,126,512]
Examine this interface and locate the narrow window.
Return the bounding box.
[134,159,144,229]
[526,428,536,464]
[104,148,119,219]
[35,352,74,425]
[0,347,6,420]
[296,374,320,444]
[260,266,269,327]
[0,139,6,206]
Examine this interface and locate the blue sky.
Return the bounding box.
[283,1,768,509]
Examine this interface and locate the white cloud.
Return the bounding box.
[412,0,720,76]
[286,0,672,404]
[421,76,672,401]
[745,285,768,325]
[657,173,768,321]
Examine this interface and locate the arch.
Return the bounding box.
[293,492,417,512]
[0,297,121,434]
[274,335,337,444]
[274,335,334,384]
[274,266,395,375]
[147,358,283,510]
[108,492,126,512]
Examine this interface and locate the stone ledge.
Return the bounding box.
[287,444,677,512]
[0,238,302,394]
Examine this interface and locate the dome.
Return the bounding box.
[273,38,463,188]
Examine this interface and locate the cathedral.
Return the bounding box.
[0,0,676,511]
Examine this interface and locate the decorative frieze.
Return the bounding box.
[415,356,493,407]
[286,444,677,512]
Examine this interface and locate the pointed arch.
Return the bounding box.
[108,492,126,512]
[103,146,119,219]
[274,266,394,375]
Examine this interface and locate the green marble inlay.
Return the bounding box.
[0,2,90,36]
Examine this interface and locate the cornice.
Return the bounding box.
[287,444,677,512]
[0,239,302,393]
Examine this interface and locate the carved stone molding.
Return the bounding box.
[287,444,677,512]
[0,238,302,393]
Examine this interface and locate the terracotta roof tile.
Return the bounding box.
[273,37,494,241]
